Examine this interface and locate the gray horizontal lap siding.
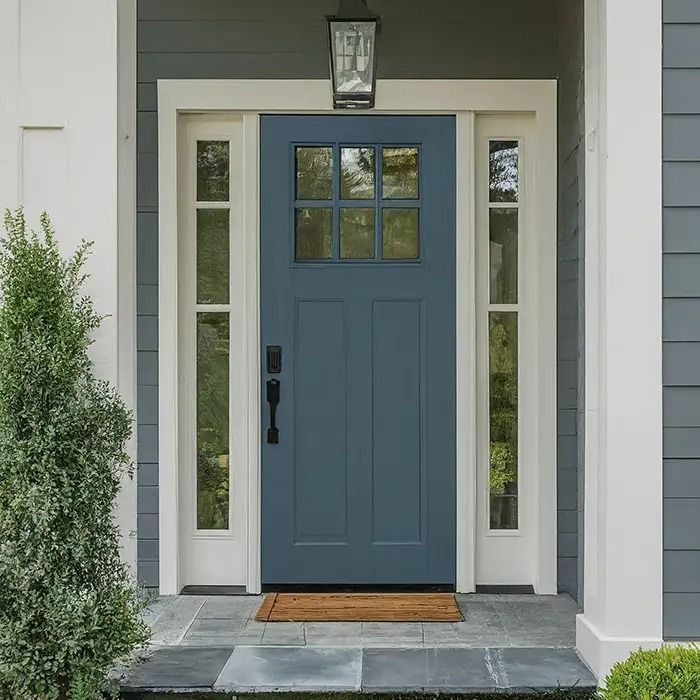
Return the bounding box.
[556,0,584,602]
[136,0,582,595]
[663,0,700,640]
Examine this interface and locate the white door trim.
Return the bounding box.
[157,79,557,595]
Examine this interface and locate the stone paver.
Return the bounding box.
[121,647,233,690]
[214,645,363,691]
[496,647,597,691]
[260,621,306,646]
[148,595,206,646]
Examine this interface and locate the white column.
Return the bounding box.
[0,1,137,575]
[577,0,663,679]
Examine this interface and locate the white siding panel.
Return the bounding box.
[20,128,67,233]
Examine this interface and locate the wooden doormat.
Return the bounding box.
[255,593,463,622]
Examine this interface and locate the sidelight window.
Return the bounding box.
[194,140,231,531]
[487,140,520,531]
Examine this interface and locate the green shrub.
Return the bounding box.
[0,210,150,699]
[599,645,700,700]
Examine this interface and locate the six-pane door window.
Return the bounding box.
[294,145,420,261]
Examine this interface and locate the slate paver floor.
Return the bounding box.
[144,593,578,650]
[120,594,597,695]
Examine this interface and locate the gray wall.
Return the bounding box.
[136,0,584,596]
[663,0,700,640]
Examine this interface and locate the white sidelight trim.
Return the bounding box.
[455,112,477,592]
[177,116,248,587]
[474,115,557,592]
[157,79,557,595]
[578,0,663,680]
[242,114,262,594]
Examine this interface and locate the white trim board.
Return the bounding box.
[157,79,558,596]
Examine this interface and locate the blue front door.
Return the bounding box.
[261,116,456,585]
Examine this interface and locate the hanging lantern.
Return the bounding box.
[327,0,380,109]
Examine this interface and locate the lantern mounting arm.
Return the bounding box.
[329,0,380,28]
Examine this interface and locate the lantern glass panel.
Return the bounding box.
[330,21,376,96]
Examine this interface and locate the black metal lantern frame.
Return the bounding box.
[327,0,380,109]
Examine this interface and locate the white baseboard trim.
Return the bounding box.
[576,613,663,681]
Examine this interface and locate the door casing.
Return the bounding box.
[159,79,558,595]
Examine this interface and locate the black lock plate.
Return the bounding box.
[267,345,282,374]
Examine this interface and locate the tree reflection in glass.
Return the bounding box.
[197,141,229,202]
[197,313,230,530]
[340,208,374,258]
[197,209,230,304]
[383,209,419,259]
[341,147,375,200]
[489,312,518,530]
[489,208,518,304]
[296,147,333,200]
[296,208,333,259]
[489,141,518,203]
[382,147,419,199]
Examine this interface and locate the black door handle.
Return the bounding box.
[266,379,280,444]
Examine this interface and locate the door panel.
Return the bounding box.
[261,115,455,585]
[371,299,423,545]
[294,299,348,542]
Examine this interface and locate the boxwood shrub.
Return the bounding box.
[0,210,150,699]
[599,645,700,700]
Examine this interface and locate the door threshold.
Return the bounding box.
[474,585,535,595]
[261,584,456,593]
[180,585,248,596]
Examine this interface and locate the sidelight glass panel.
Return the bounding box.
[295,208,332,259]
[489,312,518,530]
[489,208,518,304]
[489,140,518,203]
[341,147,375,199]
[382,147,419,199]
[296,147,333,200]
[197,209,230,304]
[340,208,375,259]
[382,208,419,259]
[197,141,229,201]
[197,313,230,530]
